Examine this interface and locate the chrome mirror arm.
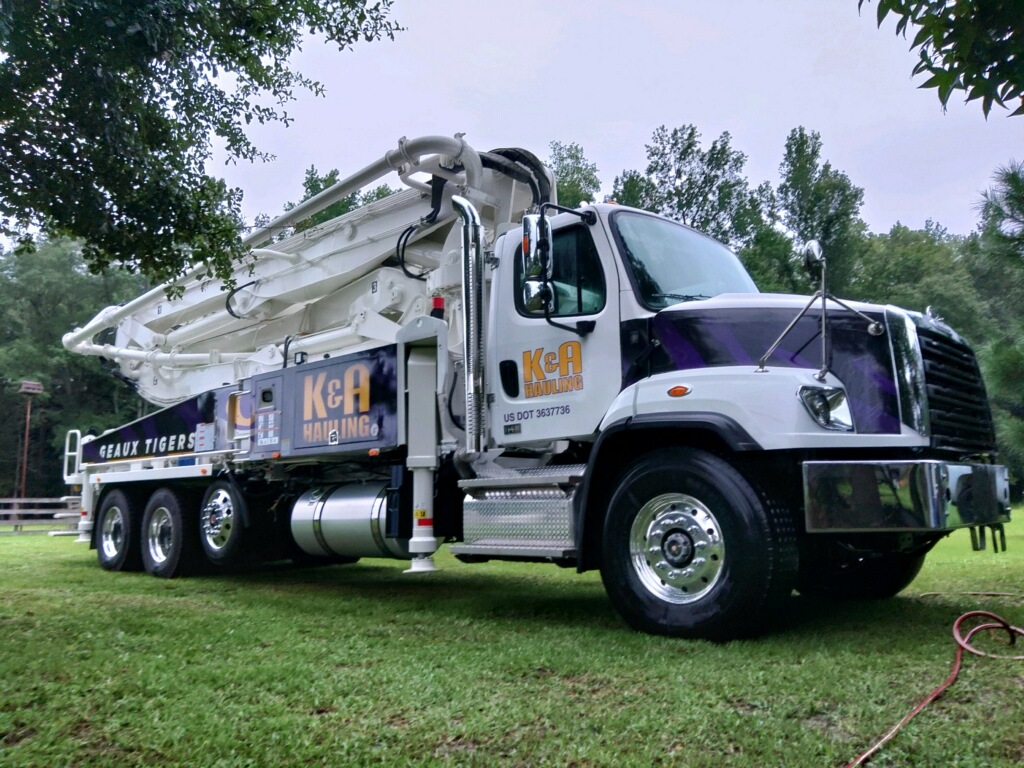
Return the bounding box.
[757,241,883,378]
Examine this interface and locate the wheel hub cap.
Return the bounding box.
[101,507,125,559]
[201,489,234,551]
[630,493,726,604]
[147,506,173,565]
[662,530,694,567]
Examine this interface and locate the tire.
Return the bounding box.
[796,551,927,600]
[600,448,797,640]
[141,487,200,578]
[199,480,252,568]
[96,489,143,572]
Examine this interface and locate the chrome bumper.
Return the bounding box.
[803,461,1011,533]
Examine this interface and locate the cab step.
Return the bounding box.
[450,464,584,561]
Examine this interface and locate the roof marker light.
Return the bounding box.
[668,385,691,398]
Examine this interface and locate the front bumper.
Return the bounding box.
[803,461,1011,533]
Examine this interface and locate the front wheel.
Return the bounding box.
[600,448,796,640]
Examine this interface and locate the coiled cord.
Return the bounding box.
[846,601,1023,767]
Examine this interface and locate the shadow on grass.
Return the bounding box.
[217,559,625,631]
[775,590,1008,648]
[55,551,1007,642]
[211,559,994,641]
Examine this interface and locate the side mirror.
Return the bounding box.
[520,213,556,313]
[521,214,553,282]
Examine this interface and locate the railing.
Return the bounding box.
[0,497,81,535]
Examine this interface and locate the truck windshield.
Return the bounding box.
[611,210,759,310]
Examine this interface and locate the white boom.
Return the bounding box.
[62,135,553,406]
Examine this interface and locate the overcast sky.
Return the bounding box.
[212,0,1023,238]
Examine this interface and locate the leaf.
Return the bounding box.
[938,79,956,105]
[911,24,932,48]
[876,1,891,26]
[920,71,951,89]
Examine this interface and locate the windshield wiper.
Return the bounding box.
[652,292,710,302]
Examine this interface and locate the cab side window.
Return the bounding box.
[516,225,606,317]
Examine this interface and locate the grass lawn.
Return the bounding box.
[1,525,1022,767]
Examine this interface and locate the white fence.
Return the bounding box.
[0,497,81,535]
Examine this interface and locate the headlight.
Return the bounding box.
[799,386,854,431]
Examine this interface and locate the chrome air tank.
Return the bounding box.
[290,484,411,559]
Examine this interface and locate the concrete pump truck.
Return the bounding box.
[61,134,1011,640]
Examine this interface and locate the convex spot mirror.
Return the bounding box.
[802,240,824,274]
[523,279,558,315]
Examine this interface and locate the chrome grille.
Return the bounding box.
[918,328,996,454]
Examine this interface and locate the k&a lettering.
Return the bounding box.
[302,362,375,443]
[522,340,585,399]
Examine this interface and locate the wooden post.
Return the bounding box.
[17,381,43,510]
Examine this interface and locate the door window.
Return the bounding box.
[516,225,606,317]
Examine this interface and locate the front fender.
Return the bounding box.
[601,367,928,451]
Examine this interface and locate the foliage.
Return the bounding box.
[0,1,399,290]
[610,169,658,211]
[738,224,807,295]
[776,128,866,295]
[546,141,601,209]
[965,161,1024,480]
[611,124,762,248]
[850,222,994,343]
[860,1,1024,116]
[981,342,1024,481]
[0,239,147,496]
[284,166,393,234]
[2,536,1022,767]
[981,160,1024,253]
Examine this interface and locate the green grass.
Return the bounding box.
[1,526,1022,767]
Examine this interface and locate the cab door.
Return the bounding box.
[488,215,621,446]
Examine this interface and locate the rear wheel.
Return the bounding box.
[600,448,796,640]
[199,480,251,568]
[96,489,142,572]
[796,551,927,600]
[141,487,200,578]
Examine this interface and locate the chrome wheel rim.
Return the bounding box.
[101,506,125,560]
[146,506,174,565]
[629,493,725,604]
[201,488,234,552]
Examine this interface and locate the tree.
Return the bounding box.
[0,239,148,496]
[612,124,762,248]
[738,225,806,295]
[547,141,601,209]
[776,128,866,295]
[284,166,393,234]
[610,169,658,212]
[851,223,994,343]
[860,1,1024,116]
[965,162,1024,483]
[980,342,1024,484]
[981,160,1024,253]
[0,1,399,290]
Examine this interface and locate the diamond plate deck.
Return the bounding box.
[458,463,585,489]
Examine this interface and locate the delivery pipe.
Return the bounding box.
[452,195,485,454]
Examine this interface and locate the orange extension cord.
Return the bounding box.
[845,601,1024,767]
